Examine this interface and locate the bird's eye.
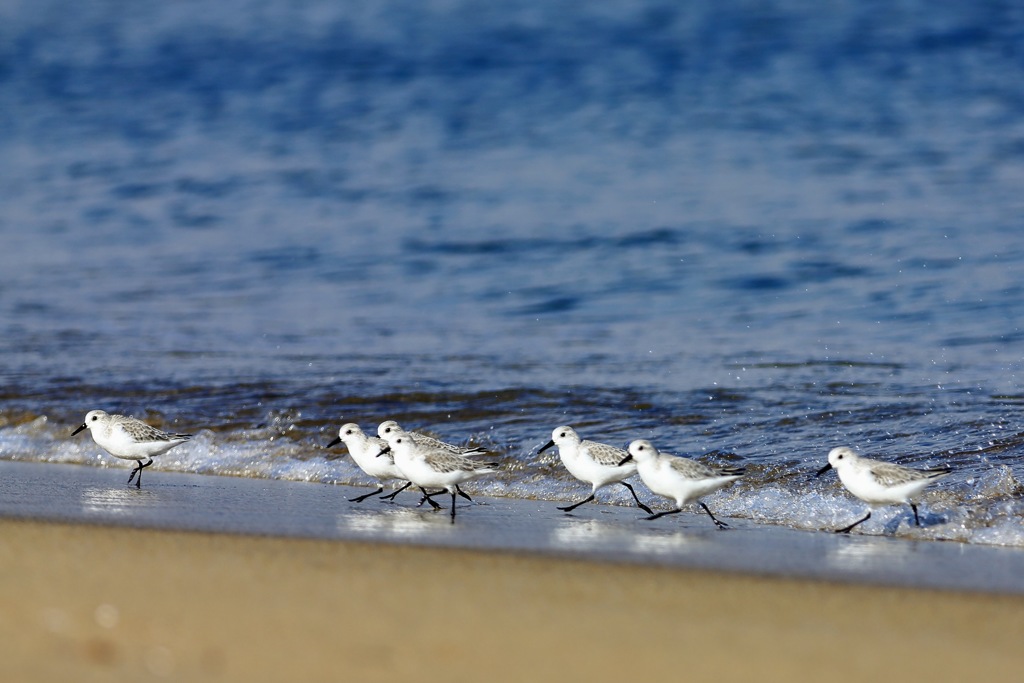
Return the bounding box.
[837,454,843,460]
[639,445,645,451]
[91,415,98,421]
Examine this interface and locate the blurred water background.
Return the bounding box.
[2,0,1024,544]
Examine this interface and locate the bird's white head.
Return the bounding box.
[72,409,109,436]
[377,420,404,439]
[382,431,413,454]
[325,422,364,449]
[549,426,579,445]
[816,446,859,477]
[338,423,364,441]
[626,439,658,464]
[828,446,859,469]
[538,425,579,454]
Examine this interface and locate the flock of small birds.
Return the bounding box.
[72,409,953,531]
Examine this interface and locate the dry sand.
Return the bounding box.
[0,518,1021,682]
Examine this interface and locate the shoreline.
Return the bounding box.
[2,460,1024,595]
[2,517,1023,681]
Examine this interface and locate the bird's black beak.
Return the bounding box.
[538,440,555,454]
[815,462,832,477]
[618,454,633,466]
[325,436,342,448]
[376,445,391,457]
[72,423,87,436]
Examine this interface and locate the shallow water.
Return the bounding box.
[2,1,1024,546]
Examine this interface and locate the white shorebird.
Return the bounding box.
[377,419,488,457]
[816,446,952,533]
[326,423,412,502]
[381,425,497,521]
[538,426,652,514]
[71,409,191,488]
[621,439,744,529]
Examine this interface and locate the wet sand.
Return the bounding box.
[1,461,1023,680]
[2,460,1024,593]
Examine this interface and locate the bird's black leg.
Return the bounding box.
[835,511,871,534]
[380,482,412,501]
[138,458,153,488]
[644,508,682,521]
[621,482,653,514]
[456,485,473,502]
[557,493,595,512]
[417,487,443,510]
[700,502,729,529]
[450,490,457,522]
[129,458,153,488]
[910,503,921,527]
[349,486,384,503]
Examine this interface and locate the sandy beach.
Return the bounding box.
[1,461,1023,681]
[1,516,1022,682]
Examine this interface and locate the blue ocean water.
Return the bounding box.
[2,0,1024,544]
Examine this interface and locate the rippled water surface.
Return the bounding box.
[2,0,1024,545]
